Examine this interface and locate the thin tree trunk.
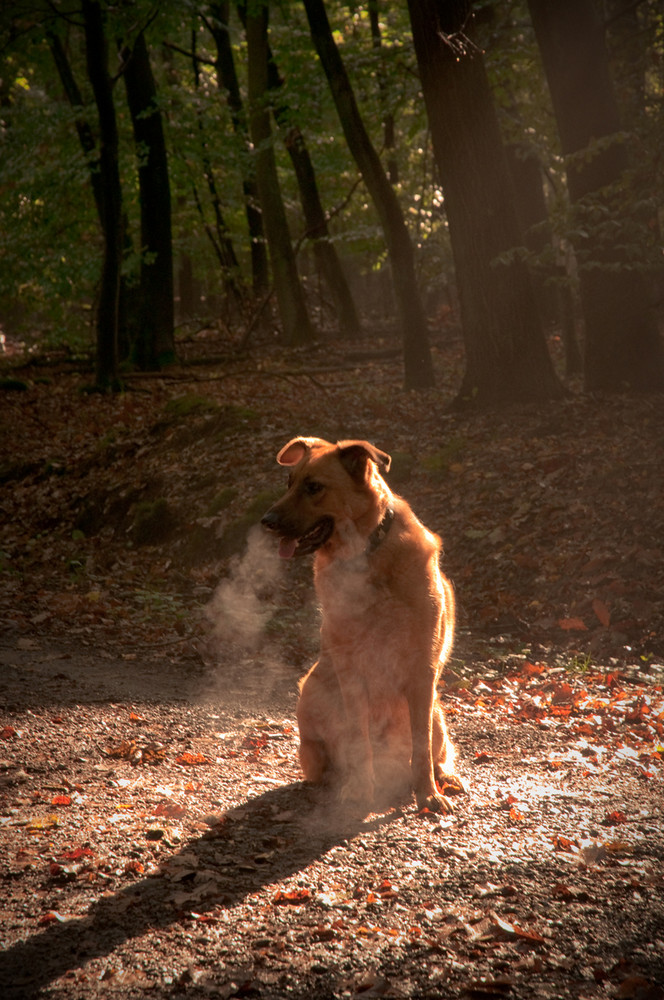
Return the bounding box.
[190,22,245,306]
[368,0,398,184]
[303,0,434,389]
[82,0,121,390]
[528,0,664,393]
[209,2,269,294]
[122,30,175,370]
[245,3,314,346]
[407,0,563,407]
[262,40,361,339]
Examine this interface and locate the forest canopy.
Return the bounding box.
[0,0,663,403]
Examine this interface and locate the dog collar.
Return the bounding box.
[366,506,394,555]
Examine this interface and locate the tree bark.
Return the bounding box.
[122,30,175,370]
[528,0,664,393]
[368,0,398,185]
[303,0,434,389]
[245,3,314,346]
[408,0,562,408]
[82,0,121,390]
[209,2,269,294]
[262,40,361,339]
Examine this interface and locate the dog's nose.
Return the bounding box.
[261,509,279,530]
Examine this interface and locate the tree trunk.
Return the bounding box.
[49,30,140,363]
[209,2,269,294]
[408,0,562,408]
[82,0,121,390]
[245,3,314,346]
[528,0,664,393]
[368,0,398,185]
[122,30,175,370]
[303,0,434,389]
[262,40,361,339]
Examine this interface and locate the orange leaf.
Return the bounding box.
[602,810,627,826]
[558,617,588,631]
[59,847,94,861]
[154,801,186,819]
[51,795,72,807]
[175,752,212,766]
[592,599,611,627]
[124,860,145,875]
[273,889,310,905]
[0,725,17,740]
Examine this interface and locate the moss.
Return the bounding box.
[0,378,29,392]
[164,394,219,419]
[206,487,238,516]
[421,436,466,479]
[131,498,177,546]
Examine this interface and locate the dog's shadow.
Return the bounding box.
[0,783,398,998]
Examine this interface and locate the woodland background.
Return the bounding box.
[1,4,664,998]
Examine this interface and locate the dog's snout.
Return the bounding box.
[261,509,279,530]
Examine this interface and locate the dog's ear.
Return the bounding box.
[337,440,392,480]
[276,437,322,467]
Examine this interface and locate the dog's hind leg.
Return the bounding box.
[296,660,340,783]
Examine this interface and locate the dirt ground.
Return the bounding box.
[0,335,663,998]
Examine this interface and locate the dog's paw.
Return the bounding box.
[418,791,455,815]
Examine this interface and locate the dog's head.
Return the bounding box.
[261,437,391,559]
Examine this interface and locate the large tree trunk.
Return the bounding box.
[82,0,121,390]
[303,0,434,389]
[528,0,664,393]
[245,3,313,346]
[263,42,362,340]
[122,30,175,370]
[408,0,562,408]
[208,2,269,295]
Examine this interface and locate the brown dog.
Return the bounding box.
[261,437,460,814]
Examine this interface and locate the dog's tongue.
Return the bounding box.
[279,537,298,559]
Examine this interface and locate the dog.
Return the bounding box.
[261,437,460,814]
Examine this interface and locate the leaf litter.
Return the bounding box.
[0,335,663,998]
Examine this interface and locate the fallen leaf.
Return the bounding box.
[272,888,310,905]
[175,751,212,766]
[558,617,588,631]
[602,810,627,826]
[592,598,611,627]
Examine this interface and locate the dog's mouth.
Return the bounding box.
[276,516,334,559]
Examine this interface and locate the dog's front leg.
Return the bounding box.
[409,679,453,814]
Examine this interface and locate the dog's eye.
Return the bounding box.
[304,479,324,497]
